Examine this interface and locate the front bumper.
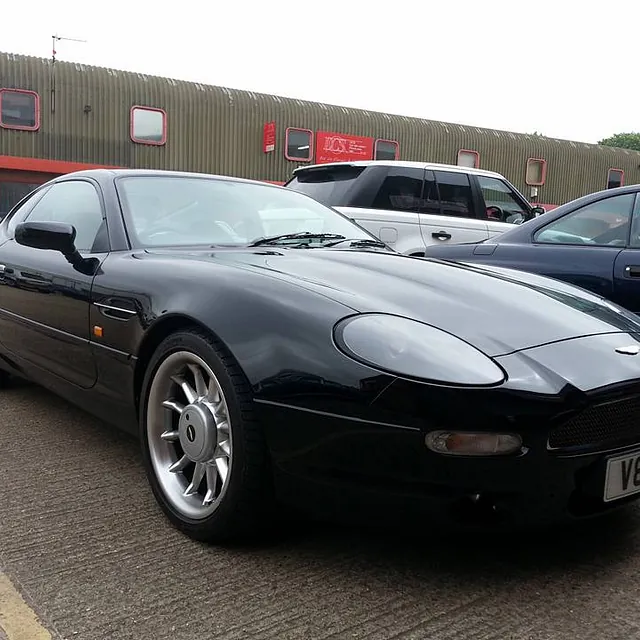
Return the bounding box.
[257,394,640,529]
[259,395,640,529]
[255,331,640,529]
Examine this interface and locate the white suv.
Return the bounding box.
[284,160,545,255]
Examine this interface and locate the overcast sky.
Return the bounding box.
[3,0,636,144]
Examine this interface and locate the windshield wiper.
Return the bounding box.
[323,238,388,248]
[247,232,346,247]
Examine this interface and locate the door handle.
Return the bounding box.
[432,231,452,241]
[625,265,640,278]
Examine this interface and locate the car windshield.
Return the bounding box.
[116,175,374,248]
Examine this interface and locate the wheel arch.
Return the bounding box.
[134,314,228,413]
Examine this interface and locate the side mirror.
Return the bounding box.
[14,221,100,276]
[15,221,77,254]
[531,206,546,216]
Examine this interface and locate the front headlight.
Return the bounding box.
[333,313,506,386]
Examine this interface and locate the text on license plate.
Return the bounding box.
[604,450,640,502]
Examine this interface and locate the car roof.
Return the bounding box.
[51,168,287,188]
[292,160,507,180]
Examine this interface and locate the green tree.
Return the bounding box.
[598,132,640,151]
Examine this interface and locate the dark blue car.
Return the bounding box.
[422,184,640,314]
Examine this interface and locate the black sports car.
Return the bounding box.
[4,169,640,543]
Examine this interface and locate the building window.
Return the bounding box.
[285,128,313,161]
[526,158,547,186]
[374,139,399,160]
[457,149,479,168]
[607,168,624,189]
[0,89,40,131]
[130,106,166,145]
[0,181,42,216]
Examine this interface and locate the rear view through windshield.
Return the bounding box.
[285,166,366,206]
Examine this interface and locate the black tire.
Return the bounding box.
[0,370,12,388]
[139,328,274,543]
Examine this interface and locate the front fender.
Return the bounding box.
[95,252,395,416]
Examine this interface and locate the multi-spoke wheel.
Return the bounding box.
[147,351,233,518]
[140,329,272,543]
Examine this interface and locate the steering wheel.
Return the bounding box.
[486,206,504,222]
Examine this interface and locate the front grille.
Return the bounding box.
[548,395,640,452]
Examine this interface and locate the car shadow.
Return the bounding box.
[220,505,640,580]
[11,377,640,582]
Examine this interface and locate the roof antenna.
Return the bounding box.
[49,34,87,119]
[51,34,87,63]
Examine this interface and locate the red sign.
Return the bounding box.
[314,131,374,164]
[263,121,276,153]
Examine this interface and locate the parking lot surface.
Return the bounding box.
[2,380,640,640]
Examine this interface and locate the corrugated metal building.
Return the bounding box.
[1,50,639,212]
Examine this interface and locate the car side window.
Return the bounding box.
[5,186,51,236]
[434,171,474,218]
[421,170,441,215]
[477,176,529,224]
[371,167,425,213]
[534,194,635,246]
[23,181,105,252]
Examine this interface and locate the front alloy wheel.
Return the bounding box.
[140,329,272,542]
[147,351,232,519]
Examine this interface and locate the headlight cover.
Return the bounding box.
[333,314,506,386]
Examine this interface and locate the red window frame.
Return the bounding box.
[374,139,399,160]
[0,89,40,131]
[607,168,624,189]
[525,157,547,186]
[457,149,479,169]
[129,105,167,146]
[284,127,313,162]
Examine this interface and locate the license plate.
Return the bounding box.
[604,450,640,502]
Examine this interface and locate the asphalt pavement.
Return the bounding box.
[2,380,640,640]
